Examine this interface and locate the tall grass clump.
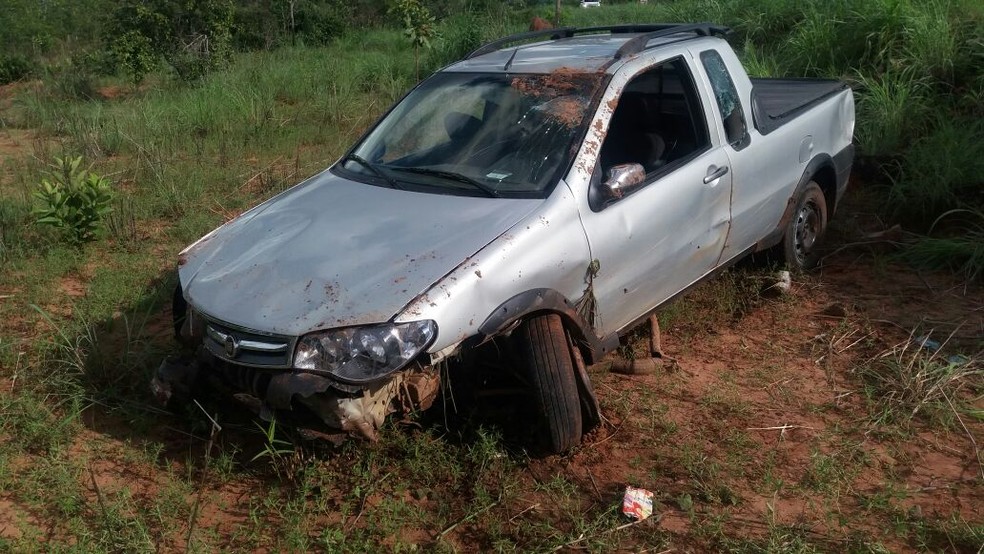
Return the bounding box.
[0,197,33,262]
[903,1,958,82]
[853,68,930,159]
[782,7,845,77]
[427,14,485,71]
[898,210,984,282]
[859,332,982,428]
[889,119,984,222]
[731,0,803,45]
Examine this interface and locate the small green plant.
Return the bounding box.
[251,417,303,482]
[252,417,293,462]
[390,0,437,79]
[32,156,114,246]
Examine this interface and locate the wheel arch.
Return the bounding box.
[756,154,837,252]
[476,288,617,365]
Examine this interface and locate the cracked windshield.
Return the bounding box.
[347,71,602,196]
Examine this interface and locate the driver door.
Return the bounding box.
[572,55,733,336]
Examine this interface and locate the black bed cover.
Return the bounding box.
[750,78,849,135]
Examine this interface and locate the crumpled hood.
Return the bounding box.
[178,169,540,336]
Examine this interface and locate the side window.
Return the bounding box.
[599,57,710,178]
[699,49,748,148]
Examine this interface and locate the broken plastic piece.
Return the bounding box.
[622,486,654,520]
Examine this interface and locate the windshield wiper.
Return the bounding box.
[389,166,500,198]
[342,153,401,190]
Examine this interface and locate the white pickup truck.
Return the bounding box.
[160,24,855,454]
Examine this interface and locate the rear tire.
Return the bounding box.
[516,314,582,454]
[782,182,828,270]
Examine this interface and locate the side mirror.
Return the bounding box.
[596,163,646,205]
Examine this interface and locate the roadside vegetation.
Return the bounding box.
[0,0,981,551]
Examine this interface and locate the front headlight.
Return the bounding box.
[293,321,437,385]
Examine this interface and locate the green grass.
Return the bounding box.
[853,67,930,158]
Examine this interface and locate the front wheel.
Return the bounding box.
[516,314,583,454]
[782,182,828,270]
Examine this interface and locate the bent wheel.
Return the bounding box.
[783,182,828,270]
[517,314,582,454]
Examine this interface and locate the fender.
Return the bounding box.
[476,288,618,364]
[755,153,837,252]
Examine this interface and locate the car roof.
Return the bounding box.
[443,24,730,75]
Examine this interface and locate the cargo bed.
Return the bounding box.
[750,78,849,135]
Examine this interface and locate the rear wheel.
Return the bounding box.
[516,314,582,454]
[782,182,828,270]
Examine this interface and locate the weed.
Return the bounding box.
[31,304,93,387]
[858,332,982,427]
[0,197,32,262]
[105,194,139,250]
[0,389,80,455]
[682,447,741,506]
[251,417,305,483]
[32,156,114,246]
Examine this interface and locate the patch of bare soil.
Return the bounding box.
[0,497,40,540]
[0,80,41,112]
[0,129,35,160]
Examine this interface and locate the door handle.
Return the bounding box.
[703,165,729,184]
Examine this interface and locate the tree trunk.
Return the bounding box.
[554,0,561,27]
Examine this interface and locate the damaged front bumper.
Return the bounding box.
[155,299,443,441]
[152,352,441,442]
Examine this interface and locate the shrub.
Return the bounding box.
[109,30,160,85]
[32,157,114,246]
[103,0,234,83]
[0,53,34,84]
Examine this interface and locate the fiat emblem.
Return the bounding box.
[224,334,240,358]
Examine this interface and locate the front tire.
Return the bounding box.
[782,182,828,270]
[516,314,582,454]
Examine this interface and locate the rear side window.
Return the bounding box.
[700,50,748,148]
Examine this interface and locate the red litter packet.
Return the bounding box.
[621,486,654,520]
